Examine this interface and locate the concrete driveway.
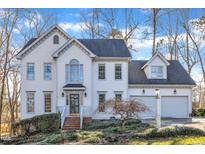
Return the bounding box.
[142,118,205,131]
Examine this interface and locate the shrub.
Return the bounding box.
[192,108,205,117]
[144,126,205,138]
[84,119,142,130]
[84,120,119,130]
[64,132,80,141]
[197,108,205,116]
[13,113,60,136]
[43,134,62,144]
[84,137,101,144]
[125,119,141,125]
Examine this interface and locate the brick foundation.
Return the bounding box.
[83,117,92,124]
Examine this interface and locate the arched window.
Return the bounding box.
[53,35,59,44]
[65,59,83,83]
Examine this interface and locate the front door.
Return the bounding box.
[70,94,80,115]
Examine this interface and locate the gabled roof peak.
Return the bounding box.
[141,51,170,69]
[17,24,71,59]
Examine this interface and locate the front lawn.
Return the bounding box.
[129,136,205,145]
[1,119,205,145]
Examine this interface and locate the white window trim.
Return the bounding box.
[43,91,53,113]
[27,63,35,80]
[98,64,106,80]
[150,65,164,79]
[115,64,122,80]
[97,91,106,113]
[44,63,52,80]
[66,59,84,84]
[26,91,35,114]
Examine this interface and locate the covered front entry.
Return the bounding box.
[69,94,80,115]
[63,83,86,116]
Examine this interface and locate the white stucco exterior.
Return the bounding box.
[18,25,195,120]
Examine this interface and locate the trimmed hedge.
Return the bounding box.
[13,113,60,136]
[192,108,205,117]
[143,126,205,138]
[84,119,142,130]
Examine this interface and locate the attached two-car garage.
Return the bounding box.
[131,96,189,118]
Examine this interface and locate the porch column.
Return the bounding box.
[155,89,161,128]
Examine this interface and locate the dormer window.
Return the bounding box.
[53,35,59,44]
[151,66,163,78]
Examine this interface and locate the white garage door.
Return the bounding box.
[130,96,156,118]
[161,96,188,118]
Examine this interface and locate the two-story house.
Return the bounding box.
[17,25,195,129]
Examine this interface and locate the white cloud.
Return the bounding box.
[59,22,89,33]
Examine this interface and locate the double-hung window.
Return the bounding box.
[27,63,34,80]
[115,64,122,80]
[98,64,105,80]
[44,63,52,80]
[44,92,52,112]
[65,59,83,83]
[27,92,35,113]
[115,93,122,102]
[151,66,163,78]
[98,93,105,112]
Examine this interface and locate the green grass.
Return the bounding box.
[129,136,205,145]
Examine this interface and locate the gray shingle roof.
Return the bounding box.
[20,38,37,52]
[128,60,196,85]
[20,38,131,58]
[78,39,131,57]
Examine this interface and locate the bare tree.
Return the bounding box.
[80,8,139,50]
[0,8,56,138]
[0,9,19,138]
[151,8,161,55]
[100,99,148,128]
[16,9,57,44]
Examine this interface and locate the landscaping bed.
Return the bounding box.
[1,119,205,145]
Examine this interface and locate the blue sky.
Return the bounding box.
[34,8,205,59]
[14,8,205,81]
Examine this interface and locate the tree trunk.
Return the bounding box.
[152,9,157,55]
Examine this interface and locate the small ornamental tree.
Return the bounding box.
[101,99,148,128]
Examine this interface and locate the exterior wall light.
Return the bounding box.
[61,92,64,97]
[84,92,87,97]
[174,89,177,94]
[155,88,160,99]
[142,89,145,94]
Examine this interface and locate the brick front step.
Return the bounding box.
[63,116,93,130]
[63,116,80,130]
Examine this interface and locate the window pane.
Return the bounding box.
[53,35,59,44]
[115,94,122,102]
[115,64,122,80]
[27,63,34,80]
[80,64,83,82]
[44,63,52,80]
[70,64,79,82]
[151,66,163,78]
[67,59,83,83]
[98,64,105,79]
[98,93,105,112]
[44,93,51,112]
[65,64,70,83]
[27,92,34,112]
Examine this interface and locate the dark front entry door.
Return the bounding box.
[70,94,80,114]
